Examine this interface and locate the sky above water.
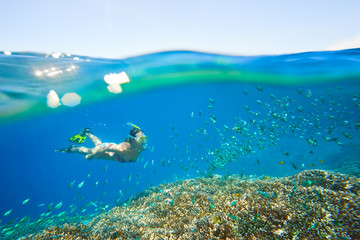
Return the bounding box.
[0,0,360,58]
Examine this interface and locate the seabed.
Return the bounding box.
[13,169,360,239]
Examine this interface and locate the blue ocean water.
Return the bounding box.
[0,49,359,238]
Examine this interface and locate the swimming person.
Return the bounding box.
[56,123,147,163]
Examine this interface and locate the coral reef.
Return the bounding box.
[21,170,360,239]
[0,213,92,240]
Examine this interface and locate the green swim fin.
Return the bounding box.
[69,129,88,144]
[55,145,76,153]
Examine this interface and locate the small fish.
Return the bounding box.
[209,203,215,211]
[255,86,263,92]
[291,163,298,170]
[37,203,45,207]
[4,230,15,237]
[256,159,260,165]
[208,98,215,104]
[319,160,324,163]
[87,171,92,178]
[78,181,84,188]
[104,165,108,172]
[279,161,285,165]
[22,198,30,205]
[47,203,54,211]
[258,191,271,199]
[224,125,231,131]
[128,174,132,181]
[297,105,305,112]
[310,222,318,229]
[302,180,314,187]
[253,213,260,221]
[191,112,194,119]
[95,181,99,187]
[307,138,317,147]
[296,88,303,95]
[169,198,175,206]
[342,132,352,139]
[311,164,316,167]
[57,211,67,218]
[228,214,240,221]
[283,151,290,156]
[20,216,31,223]
[330,220,342,227]
[4,209,12,217]
[55,201,63,209]
[68,180,75,188]
[231,200,238,206]
[143,161,149,169]
[306,90,312,98]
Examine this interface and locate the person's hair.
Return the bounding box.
[129,128,142,137]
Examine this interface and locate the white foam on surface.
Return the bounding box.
[47,90,61,108]
[61,93,81,107]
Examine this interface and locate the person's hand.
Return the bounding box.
[85,154,94,160]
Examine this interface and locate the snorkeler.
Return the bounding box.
[56,123,147,163]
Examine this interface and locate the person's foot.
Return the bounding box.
[83,128,92,134]
[68,144,76,152]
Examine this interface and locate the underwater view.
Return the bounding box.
[0,49,359,239]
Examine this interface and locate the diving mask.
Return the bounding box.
[135,135,148,145]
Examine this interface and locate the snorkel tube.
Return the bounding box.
[127,122,142,130]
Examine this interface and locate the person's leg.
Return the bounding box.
[65,144,99,160]
[69,145,94,155]
[87,132,103,146]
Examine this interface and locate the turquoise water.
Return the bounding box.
[0,49,359,238]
